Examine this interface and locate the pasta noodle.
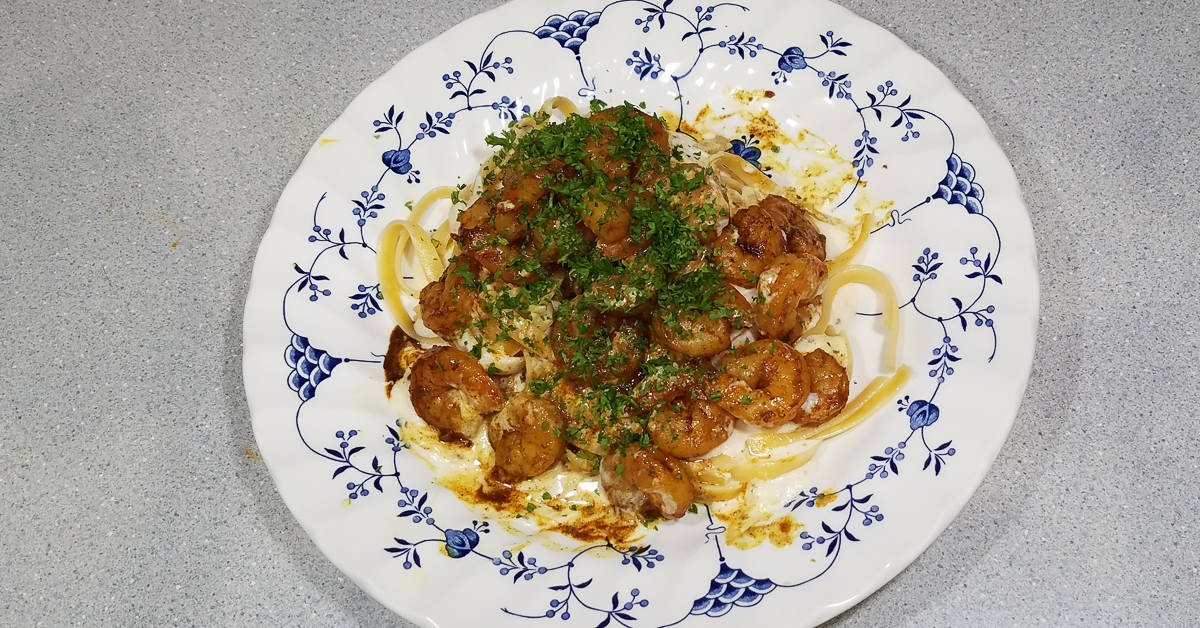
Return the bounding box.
[827,214,873,275]
[377,185,463,344]
[377,221,439,344]
[710,151,773,192]
[811,264,902,371]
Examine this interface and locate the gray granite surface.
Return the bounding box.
[1,0,1197,625]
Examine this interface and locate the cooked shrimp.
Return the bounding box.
[717,283,754,329]
[584,109,635,180]
[580,188,633,247]
[793,349,849,426]
[710,339,812,429]
[457,195,539,284]
[631,352,700,410]
[595,236,640,260]
[645,165,726,243]
[458,226,533,285]
[409,347,504,441]
[553,383,638,455]
[621,107,671,155]
[715,205,787,287]
[460,196,526,242]
[785,213,826,260]
[783,299,824,341]
[754,252,827,339]
[600,319,647,383]
[758,195,826,260]
[551,306,646,385]
[651,308,732,358]
[500,158,560,208]
[600,447,695,519]
[583,259,661,315]
[528,211,591,264]
[418,257,480,342]
[648,399,734,459]
[579,107,672,254]
[587,106,670,175]
[488,392,566,482]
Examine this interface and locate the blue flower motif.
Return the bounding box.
[777,46,807,72]
[727,136,763,169]
[534,10,602,53]
[381,149,412,175]
[906,400,940,429]
[443,528,480,558]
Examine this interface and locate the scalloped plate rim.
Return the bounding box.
[242,0,1039,626]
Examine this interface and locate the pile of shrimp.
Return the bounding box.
[390,104,851,522]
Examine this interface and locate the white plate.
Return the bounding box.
[243,1,1038,625]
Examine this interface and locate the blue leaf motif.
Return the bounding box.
[626,48,664,80]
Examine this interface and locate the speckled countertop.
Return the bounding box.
[1,0,1197,625]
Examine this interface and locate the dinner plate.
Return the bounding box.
[242,0,1038,625]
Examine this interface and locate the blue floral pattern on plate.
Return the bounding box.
[244,1,1034,625]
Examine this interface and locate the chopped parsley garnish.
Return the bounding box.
[529,374,562,395]
[417,101,820,518]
